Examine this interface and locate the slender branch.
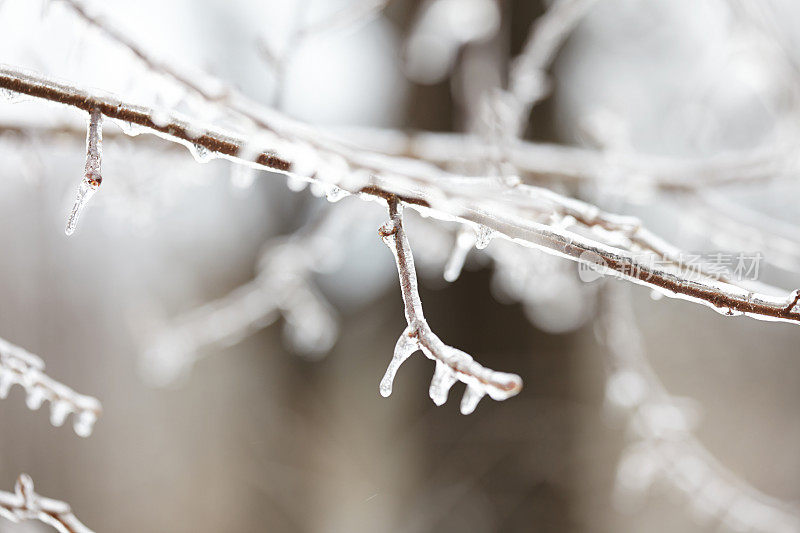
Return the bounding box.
[339,128,800,192]
[0,474,94,533]
[0,336,101,436]
[601,285,800,531]
[53,0,800,273]
[509,0,599,113]
[378,196,522,414]
[2,65,799,326]
[139,207,352,387]
[61,0,226,102]
[294,0,393,40]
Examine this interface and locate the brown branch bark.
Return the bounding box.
[2,66,798,325]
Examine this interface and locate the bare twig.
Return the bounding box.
[60,0,227,102]
[0,474,94,533]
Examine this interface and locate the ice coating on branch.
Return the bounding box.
[188,143,214,163]
[0,474,95,533]
[65,179,99,236]
[443,228,476,282]
[0,335,101,437]
[65,108,103,236]
[474,224,494,249]
[379,199,522,412]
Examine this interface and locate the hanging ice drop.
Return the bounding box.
[73,409,97,438]
[460,385,485,415]
[25,386,46,410]
[428,360,457,406]
[65,108,103,236]
[443,229,477,282]
[49,400,73,427]
[379,326,419,397]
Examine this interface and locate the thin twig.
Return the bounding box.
[379,196,522,414]
[601,285,800,531]
[0,474,94,533]
[2,65,799,325]
[139,206,352,386]
[0,336,101,436]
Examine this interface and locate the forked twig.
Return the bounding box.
[0,474,94,533]
[378,196,522,414]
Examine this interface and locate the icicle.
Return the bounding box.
[230,163,256,189]
[286,175,308,192]
[474,225,494,250]
[150,109,170,127]
[325,185,348,203]
[460,385,485,415]
[49,400,72,427]
[66,108,103,236]
[0,368,12,398]
[443,229,477,282]
[73,410,97,438]
[711,305,742,317]
[379,327,419,397]
[428,360,458,406]
[25,385,46,410]
[114,119,143,137]
[309,181,326,197]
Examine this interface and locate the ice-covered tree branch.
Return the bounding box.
[0,336,101,436]
[0,474,94,533]
[138,206,353,387]
[2,65,799,326]
[337,128,800,192]
[508,0,599,117]
[601,286,800,532]
[378,196,522,413]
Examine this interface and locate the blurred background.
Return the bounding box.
[0,0,798,531]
